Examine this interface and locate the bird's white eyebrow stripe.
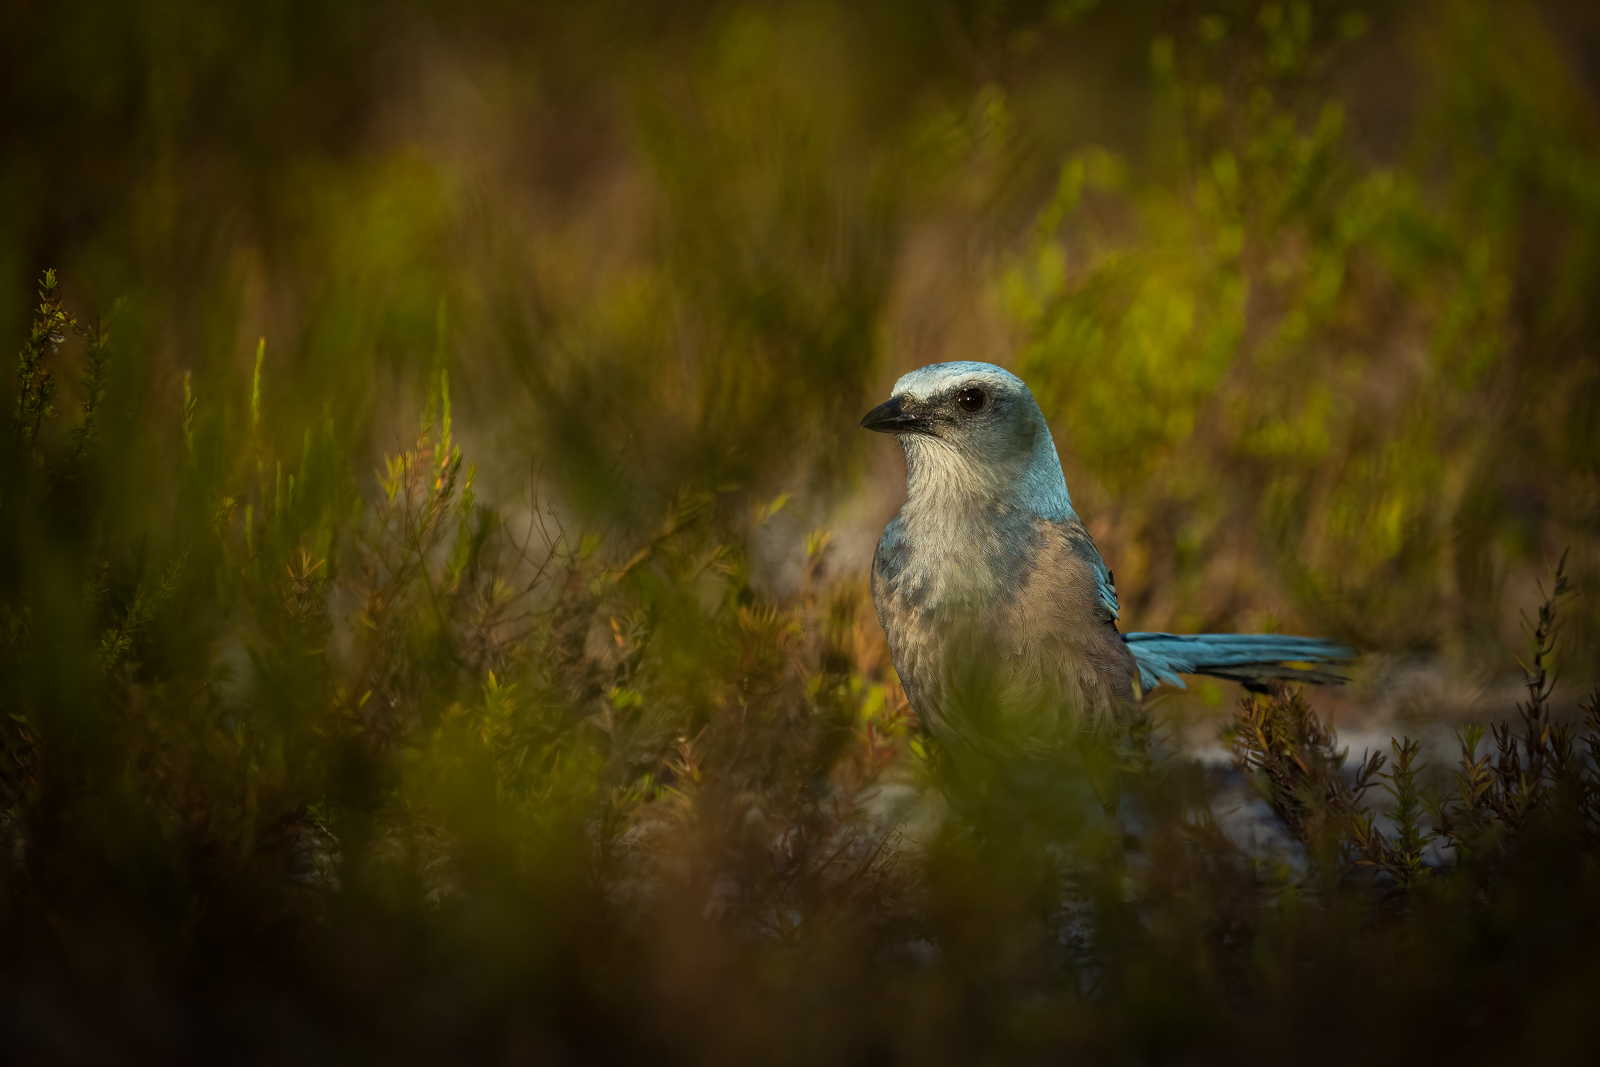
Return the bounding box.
[890,361,1026,401]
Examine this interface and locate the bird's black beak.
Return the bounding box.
[860,396,934,435]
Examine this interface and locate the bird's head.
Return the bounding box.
[860,361,1074,519]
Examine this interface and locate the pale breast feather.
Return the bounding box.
[872,511,1138,758]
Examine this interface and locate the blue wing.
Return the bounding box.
[1094,564,1120,622]
[1059,525,1119,622]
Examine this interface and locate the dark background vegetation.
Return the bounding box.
[3,0,1599,1062]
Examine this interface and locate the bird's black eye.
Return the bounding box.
[956,387,987,412]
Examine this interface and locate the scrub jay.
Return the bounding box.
[862,361,1352,809]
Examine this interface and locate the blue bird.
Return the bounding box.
[862,361,1352,808]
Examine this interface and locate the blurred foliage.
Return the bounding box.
[3,0,1600,1062]
[1007,1,1600,653]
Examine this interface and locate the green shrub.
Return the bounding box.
[4,2,1600,1061]
[4,267,1600,1064]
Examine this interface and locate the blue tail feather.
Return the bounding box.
[1124,632,1355,693]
